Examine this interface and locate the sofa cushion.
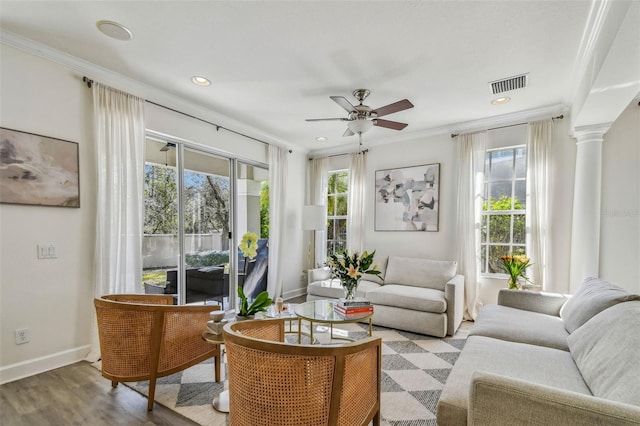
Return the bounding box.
[470,304,569,351]
[437,335,592,425]
[383,256,456,291]
[366,285,446,313]
[560,277,640,333]
[567,301,640,406]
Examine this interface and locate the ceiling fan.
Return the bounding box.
[306,89,414,137]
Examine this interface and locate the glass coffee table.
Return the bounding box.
[263,304,298,334]
[294,300,373,344]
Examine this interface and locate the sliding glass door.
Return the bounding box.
[181,148,231,306]
[142,138,232,307]
[142,137,269,308]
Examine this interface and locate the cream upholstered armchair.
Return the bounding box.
[94,294,221,411]
[223,318,382,426]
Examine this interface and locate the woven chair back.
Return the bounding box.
[223,318,381,426]
[94,295,221,411]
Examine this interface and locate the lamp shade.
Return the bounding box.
[302,205,326,230]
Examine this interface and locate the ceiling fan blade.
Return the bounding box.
[343,128,355,137]
[374,119,408,131]
[305,118,348,122]
[373,99,414,117]
[330,96,357,113]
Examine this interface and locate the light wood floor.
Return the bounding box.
[0,361,199,426]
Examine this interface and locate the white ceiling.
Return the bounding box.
[0,1,635,154]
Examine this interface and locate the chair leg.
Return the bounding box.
[111,380,119,388]
[214,345,221,382]
[373,410,380,426]
[147,378,157,411]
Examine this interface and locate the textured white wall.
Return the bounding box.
[0,46,96,380]
[364,132,457,261]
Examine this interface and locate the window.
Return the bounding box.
[326,170,348,256]
[481,146,526,274]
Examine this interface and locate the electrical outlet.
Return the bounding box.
[15,328,30,345]
[37,244,57,259]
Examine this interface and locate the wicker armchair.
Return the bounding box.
[94,294,221,411]
[223,318,382,426]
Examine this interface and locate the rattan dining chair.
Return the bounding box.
[94,294,221,411]
[223,318,382,426]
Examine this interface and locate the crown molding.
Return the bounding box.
[1,30,294,150]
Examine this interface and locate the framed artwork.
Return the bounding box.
[375,163,440,231]
[0,127,80,207]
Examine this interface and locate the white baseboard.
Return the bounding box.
[282,287,307,300]
[0,345,91,385]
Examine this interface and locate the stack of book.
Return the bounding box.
[334,298,373,317]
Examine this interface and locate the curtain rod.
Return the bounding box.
[450,114,564,139]
[308,149,368,161]
[82,76,274,148]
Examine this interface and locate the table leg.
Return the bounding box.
[213,389,229,413]
[297,318,302,344]
[369,317,372,336]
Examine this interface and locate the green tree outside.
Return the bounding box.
[144,165,178,234]
[260,181,269,238]
[482,195,526,273]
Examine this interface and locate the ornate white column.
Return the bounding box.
[569,124,611,292]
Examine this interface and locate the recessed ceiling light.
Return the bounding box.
[96,20,133,41]
[491,97,511,105]
[316,137,327,142]
[191,76,211,87]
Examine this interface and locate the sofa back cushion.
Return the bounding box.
[567,301,640,406]
[383,256,456,291]
[560,277,640,333]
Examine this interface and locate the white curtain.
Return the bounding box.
[455,131,487,320]
[87,83,145,361]
[526,119,552,289]
[347,151,366,253]
[309,157,329,265]
[267,145,288,297]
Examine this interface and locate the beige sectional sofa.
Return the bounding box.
[306,255,464,337]
[437,277,640,425]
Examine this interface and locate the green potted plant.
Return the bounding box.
[236,286,272,320]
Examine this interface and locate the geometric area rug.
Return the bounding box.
[121,321,470,426]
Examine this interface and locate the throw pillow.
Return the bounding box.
[560,277,640,333]
[567,301,640,406]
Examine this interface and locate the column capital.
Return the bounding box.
[571,123,613,143]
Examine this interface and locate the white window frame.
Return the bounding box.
[481,145,527,275]
[326,169,348,256]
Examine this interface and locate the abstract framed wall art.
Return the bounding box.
[0,127,80,207]
[375,163,440,231]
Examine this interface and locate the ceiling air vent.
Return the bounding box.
[489,73,529,95]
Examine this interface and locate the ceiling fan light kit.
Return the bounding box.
[347,119,374,135]
[306,88,414,138]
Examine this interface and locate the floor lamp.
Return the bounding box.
[302,205,326,270]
